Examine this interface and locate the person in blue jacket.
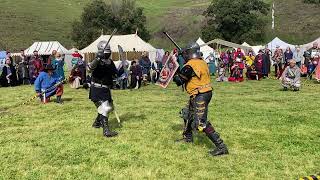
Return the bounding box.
[34,64,63,104]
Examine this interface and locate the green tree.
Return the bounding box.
[202,0,269,44]
[71,0,150,49]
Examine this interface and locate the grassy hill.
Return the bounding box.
[0,0,319,51]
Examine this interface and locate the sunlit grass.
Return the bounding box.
[0,78,319,179]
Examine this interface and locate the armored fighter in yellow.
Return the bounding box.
[174,42,229,156]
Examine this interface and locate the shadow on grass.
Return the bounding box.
[109,112,147,128]
[62,98,73,102]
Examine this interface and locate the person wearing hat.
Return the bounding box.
[34,64,64,103]
[304,42,320,79]
[29,50,44,84]
[280,59,301,91]
[88,41,118,138]
[272,45,284,78]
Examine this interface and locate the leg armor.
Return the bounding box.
[95,100,114,117]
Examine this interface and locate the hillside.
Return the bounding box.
[0,0,319,51]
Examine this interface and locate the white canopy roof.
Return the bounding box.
[301,37,320,51]
[267,37,295,51]
[241,42,265,55]
[80,34,156,53]
[24,41,68,56]
[197,37,214,60]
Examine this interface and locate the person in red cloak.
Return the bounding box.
[228,57,245,82]
[233,48,244,60]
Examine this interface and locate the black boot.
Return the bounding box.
[206,131,228,156]
[92,114,103,128]
[101,116,118,137]
[56,96,63,104]
[176,131,193,143]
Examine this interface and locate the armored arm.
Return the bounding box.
[173,65,195,86]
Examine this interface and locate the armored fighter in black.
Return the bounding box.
[88,40,118,137]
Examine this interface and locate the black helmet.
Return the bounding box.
[183,42,201,61]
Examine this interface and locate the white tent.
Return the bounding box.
[241,42,264,55]
[197,37,214,60]
[267,37,295,51]
[24,41,68,56]
[301,37,320,51]
[80,34,157,62]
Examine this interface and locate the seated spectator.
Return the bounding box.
[280,60,301,91]
[246,65,262,80]
[69,66,82,89]
[228,58,245,82]
[216,63,228,82]
[34,64,64,104]
[130,61,142,89]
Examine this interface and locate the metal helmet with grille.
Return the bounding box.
[97,41,111,54]
[183,42,201,61]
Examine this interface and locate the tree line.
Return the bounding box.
[72,0,271,49]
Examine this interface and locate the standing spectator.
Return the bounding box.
[151,58,163,83]
[162,51,170,65]
[139,52,151,83]
[0,57,15,87]
[272,45,284,78]
[130,61,142,89]
[206,52,216,76]
[117,61,129,89]
[29,50,44,84]
[47,50,57,65]
[68,66,82,89]
[284,47,293,67]
[293,46,304,68]
[71,50,82,68]
[6,51,14,64]
[77,57,86,84]
[244,51,255,67]
[16,50,30,85]
[254,50,264,75]
[228,50,234,73]
[262,48,271,78]
[51,52,65,80]
[304,42,320,79]
[233,48,244,60]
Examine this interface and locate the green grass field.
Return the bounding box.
[0,78,319,179]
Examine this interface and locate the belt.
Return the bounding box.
[92,82,109,88]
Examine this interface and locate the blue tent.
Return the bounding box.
[0,51,6,70]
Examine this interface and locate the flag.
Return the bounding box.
[118,45,125,61]
[272,2,275,30]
